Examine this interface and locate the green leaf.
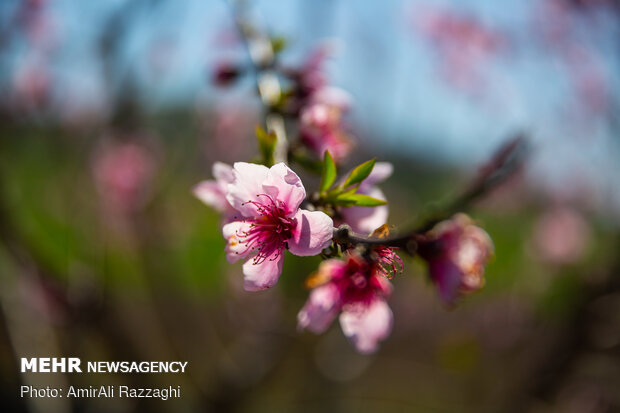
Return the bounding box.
[335,193,387,207]
[342,158,376,189]
[255,125,276,166]
[325,186,353,202]
[319,151,337,194]
[271,36,288,54]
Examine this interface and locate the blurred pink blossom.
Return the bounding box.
[201,103,259,162]
[12,57,50,112]
[289,43,334,98]
[534,0,611,117]
[532,207,590,265]
[18,0,58,52]
[419,214,494,305]
[92,140,157,215]
[413,7,506,93]
[299,99,353,162]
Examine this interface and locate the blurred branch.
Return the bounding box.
[228,0,288,163]
[333,133,530,255]
[99,0,163,127]
[449,133,529,215]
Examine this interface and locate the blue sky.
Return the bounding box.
[2,0,620,215]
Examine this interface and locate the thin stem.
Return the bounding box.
[333,225,425,255]
[228,1,288,163]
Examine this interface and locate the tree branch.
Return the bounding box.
[228,1,288,163]
[332,133,529,255]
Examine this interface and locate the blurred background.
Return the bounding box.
[1,0,620,412]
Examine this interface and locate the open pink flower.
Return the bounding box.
[222,162,333,291]
[340,162,393,235]
[418,214,494,305]
[193,162,236,218]
[298,252,394,354]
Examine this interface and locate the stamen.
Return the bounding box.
[375,246,403,279]
[234,193,295,265]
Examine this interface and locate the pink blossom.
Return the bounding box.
[299,101,353,162]
[12,57,50,111]
[534,1,611,117]
[311,86,352,111]
[283,43,349,112]
[290,43,334,97]
[340,162,393,235]
[222,162,333,291]
[298,253,394,354]
[284,44,354,161]
[413,7,505,93]
[93,141,157,215]
[193,162,236,217]
[532,206,590,265]
[419,214,494,305]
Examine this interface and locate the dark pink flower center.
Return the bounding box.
[236,194,296,265]
[333,257,385,306]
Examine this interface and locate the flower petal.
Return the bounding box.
[339,299,393,354]
[242,251,284,291]
[193,180,229,212]
[429,259,466,305]
[212,162,235,184]
[297,283,340,333]
[222,220,252,263]
[261,163,306,215]
[311,86,353,110]
[288,209,333,256]
[340,188,388,235]
[226,162,270,217]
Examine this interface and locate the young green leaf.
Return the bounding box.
[342,158,376,189]
[255,125,276,166]
[319,151,337,194]
[325,185,354,202]
[336,193,387,207]
[271,36,288,54]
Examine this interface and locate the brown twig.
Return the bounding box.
[332,133,529,255]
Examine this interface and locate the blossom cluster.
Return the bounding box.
[196,41,494,354]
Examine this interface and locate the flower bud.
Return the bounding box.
[419,213,493,305]
[212,62,242,87]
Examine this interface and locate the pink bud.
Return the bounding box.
[419,214,494,305]
[212,62,242,87]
